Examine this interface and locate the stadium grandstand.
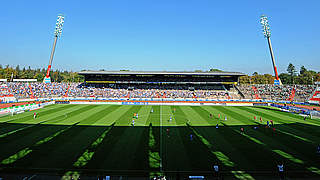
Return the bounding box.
[238,84,317,102]
[76,70,245,99]
[78,70,244,89]
[0,79,319,103]
[308,82,320,104]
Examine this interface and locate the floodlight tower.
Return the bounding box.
[43,14,65,83]
[260,15,281,85]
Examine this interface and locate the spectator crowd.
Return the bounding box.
[238,84,316,102]
[1,82,231,99]
[0,82,317,102]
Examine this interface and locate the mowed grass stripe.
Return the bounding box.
[169,106,182,126]
[233,106,319,144]
[91,105,132,126]
[257,106,320,125]
[0,124,68,161]
[135,105,152,126]
[163,108,217,172]
[62,105,108,125]
[0,104,59,123]
[0,104,76,124]
[251,106,320,126]
[230,106,281,125]
[161,126,192,171]
[0,124,76,165]
[191,106,218,126]
[149,124,161,175]
[16,104,78,124]
[215,106,320,174]
[239,106,320,139]
[12,125,109,169]
[227,120,317,170]
[172,106,190,126]
[239,106,301,124]
[209,106,257,126]
[47,105,100,125]
[0,106,83,139]
[1,105,107,166]
[85,126,127,169]
[132,126,150,173]
[192,126,256,171]
[0,123,31,136]
[73,125,114,168]
[8,105,83,128]
[161,106,175,126]
[204,107,309,170]
[179,106,210,126]
[1,104,109,166]
[176,126,217,172]
[46,125,108,169]
[206,106,242,125]
[254,106,320,128]
[0,106,83,138]
[217,107,319,161]
[221,106,261,125]
[244,123,319,166]
[161,108,191,171]
[89,127,149,172]
[145,106,160,126]
[0,105,71,134]
[19,105,82,125]
[78,105,120,125]
[188,125,255,179]
[201,106,226,121]
[187,125,235,170]
[279,123,320,143]
[115,105,143,126]
[219,122,295,171]
[41,105,96,125]
[235,127,320,175]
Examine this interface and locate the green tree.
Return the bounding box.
[15,65,20,78]
[209,68,223,72]
[0,65,4,79]
[239,75,250,84]
[300,66,307,75]
[299,71,313,84]
[287,63,297,84]
[0,64,85,82]
[194,70,203,72]
[315,73,320,82]
[279,73,291,84]
[263,74,274,84]
[252,74,270,84]
[35,72,44,81]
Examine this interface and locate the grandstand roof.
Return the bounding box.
[78,70,245,76]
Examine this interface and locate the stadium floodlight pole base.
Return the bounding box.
[43,77,51,83]
[274,79,282,85]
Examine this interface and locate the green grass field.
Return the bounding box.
[0,104,320,179]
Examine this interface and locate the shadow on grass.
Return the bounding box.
[0,123,319,179]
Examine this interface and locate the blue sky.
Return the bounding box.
[1,0,319,75]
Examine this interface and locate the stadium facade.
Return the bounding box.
[78,70,246,90]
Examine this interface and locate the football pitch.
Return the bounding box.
[0,104,320,179]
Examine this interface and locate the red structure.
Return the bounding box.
[287,88,296,102]
[252,86,261,99]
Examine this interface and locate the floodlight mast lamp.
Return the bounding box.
[43,15,64,83]
[260,15,280,84]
